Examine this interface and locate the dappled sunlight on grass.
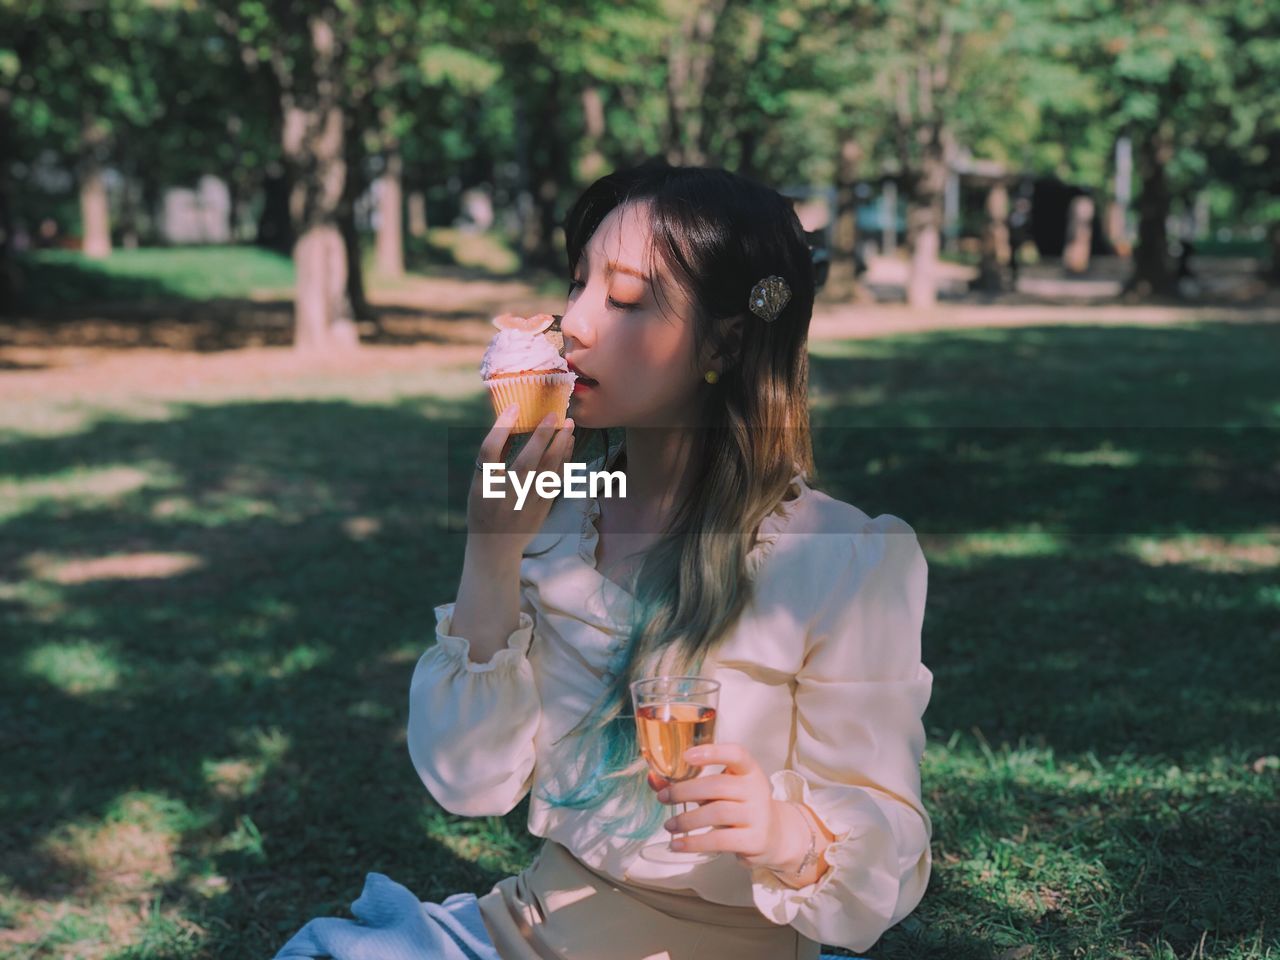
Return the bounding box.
[924,736,1278,954]
[417,806,541,880]
[806,382,889,412]
[38,800,180,899]
[926,747,1274,952]
[0,463,169,522]
[23,550,205,585]
[342,514,384,540]
[202,728,291,801]
[345,698,397,722]
[0,399,180,439]
[2,319,1276,957]
[0,791,207,959]
[920,532,1066,564]
[1124,534,1280,573]
[211,644,331,684]
[1043,445,1140,468]
[23,639,124,694]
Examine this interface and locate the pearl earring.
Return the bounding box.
[704,370,719,384]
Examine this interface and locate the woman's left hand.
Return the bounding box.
[651,743,794,870]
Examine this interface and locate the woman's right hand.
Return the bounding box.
[467,403,575,558]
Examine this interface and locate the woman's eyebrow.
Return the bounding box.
[580,251,649,284]
[608,262,649,283]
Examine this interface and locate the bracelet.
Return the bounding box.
[776,802,820,882]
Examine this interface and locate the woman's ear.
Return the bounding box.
[709,313,746,371]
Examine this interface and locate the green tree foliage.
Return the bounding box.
[1048,0,1260,294]
[3,0,1275,320]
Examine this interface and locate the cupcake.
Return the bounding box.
[480,312,577,433]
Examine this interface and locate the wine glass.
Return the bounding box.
[630,675,721,864]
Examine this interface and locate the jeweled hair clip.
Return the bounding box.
[748,275,791,322]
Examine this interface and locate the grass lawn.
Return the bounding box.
[12,230,529,314]
[13,248,297,310]
[1,318,1277,958]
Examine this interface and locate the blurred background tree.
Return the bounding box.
[2,0,1274,330]
[1050,0,1250,297]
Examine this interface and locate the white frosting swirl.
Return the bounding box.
[480,329,569,379]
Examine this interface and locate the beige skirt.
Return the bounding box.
[476,840,819,960]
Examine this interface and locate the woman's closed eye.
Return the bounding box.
[567,277,641,311]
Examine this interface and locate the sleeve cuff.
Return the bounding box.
[749,769,855,924]
[433,602,535,674]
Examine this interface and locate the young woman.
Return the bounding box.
[274,163,932,960]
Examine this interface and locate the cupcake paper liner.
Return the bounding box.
[484,371,577,433]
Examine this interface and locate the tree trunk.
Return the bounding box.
[376,147,404,278]
[974,180,1010,293]
[338,208,371,321]
[257,163,294,253]
[408,190,427,238]
[338,110,372,321]
[663,0,727,165]
[733,125,759,179]
[1269,221,1280,283]
[578,85,607,183]
[117,163,140,249]
[514,65,568,273]
[664,28,690,164]
[284,13,358,351]
[0,86,17,312]
[881,180,898,255]
[534,68,567,271]
[1109,135,1134,256]
[1105,201,1130,258]
[79,114,112,259]
[908,215,940,308]
[293,226,352,348]
[140,175,163,247]
[512,88,539,267]
[1127,126,1176,298]
[222,114,245,243]
[907,132,947,309]
[828,133,863,300]
[1063,194,1095,274]
[224,168,240,243]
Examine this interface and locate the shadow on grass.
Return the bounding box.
[805,324,1279,539]
[4,244,550,355]
[1,297,502,354]
[0,394,521,955]
[1,321,1277,956]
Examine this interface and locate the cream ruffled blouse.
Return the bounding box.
[408,458,934,954]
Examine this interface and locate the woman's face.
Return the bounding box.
[561,202,708,429]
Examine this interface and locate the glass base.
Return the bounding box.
[638,839,718,865]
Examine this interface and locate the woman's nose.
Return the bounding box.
[560,301,593,349]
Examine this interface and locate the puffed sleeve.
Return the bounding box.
[406,588,542,818]
[750,513,933,953]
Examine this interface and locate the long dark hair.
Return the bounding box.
[535,161,818,837]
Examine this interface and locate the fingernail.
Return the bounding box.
[502,403,517,417]
[663,818,676,831]
[563,418,575,432]
[684,748,702,761]
[670,838,686,850]
[656,789,670,803]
